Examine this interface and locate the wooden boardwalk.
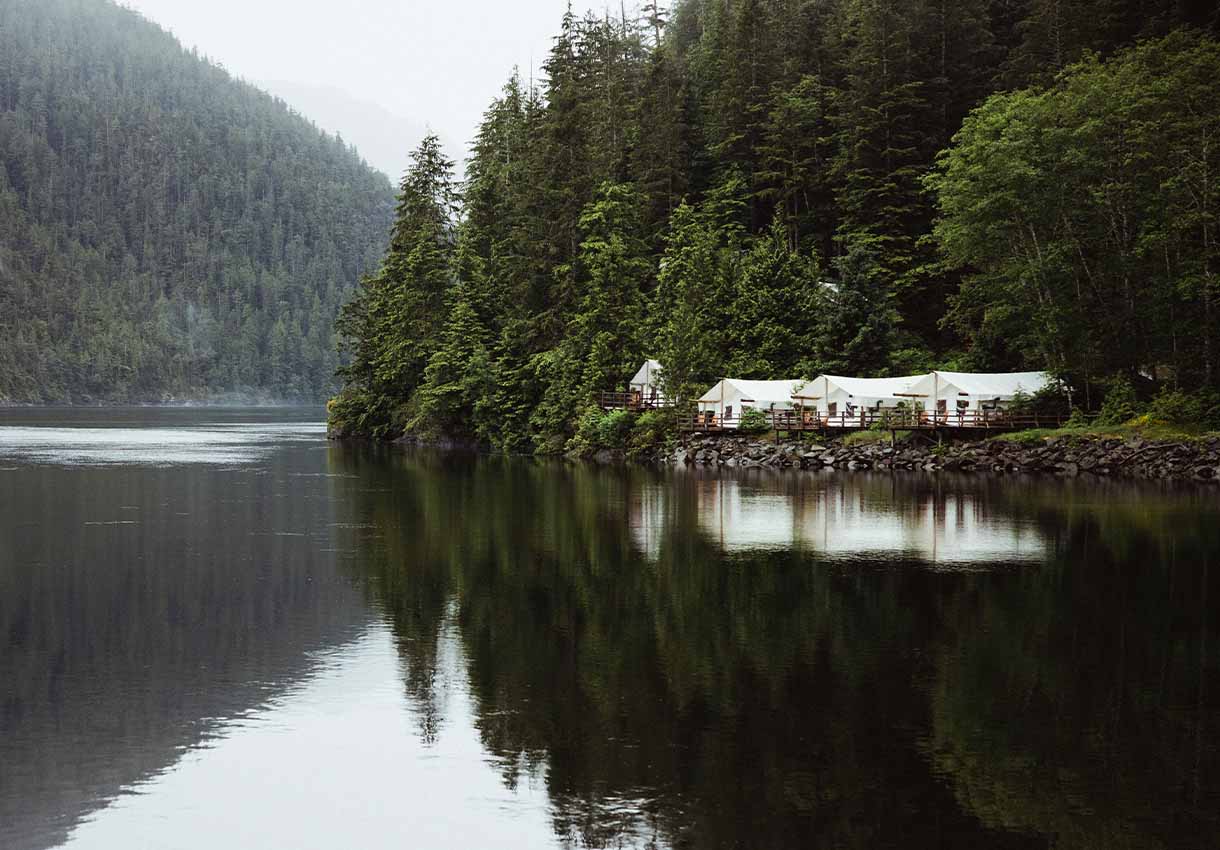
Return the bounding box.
[678,408,1065,434]
[597,391,672,412]
[598,392,1063,434]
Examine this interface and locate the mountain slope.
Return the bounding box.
[0,0,395,402]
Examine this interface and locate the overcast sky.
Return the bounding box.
[120,0,582,181]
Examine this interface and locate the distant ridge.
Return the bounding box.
[0,0,397,402]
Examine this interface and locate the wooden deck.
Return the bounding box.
[679,408,1065,434]
[598,391,673,412]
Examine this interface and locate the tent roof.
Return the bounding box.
[926,370,1050,397]
[630,359,663,386]
[818,375,922,398]
[697,378,808,404]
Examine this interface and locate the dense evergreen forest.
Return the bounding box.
[332,0,1220,448]
[0,0,395,403]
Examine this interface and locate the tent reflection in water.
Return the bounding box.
[689,477,1048,564]
[695,378,809,428]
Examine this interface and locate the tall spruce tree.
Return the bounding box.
[333,134,458,436]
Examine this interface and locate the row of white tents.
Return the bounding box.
[628,361,1052,425]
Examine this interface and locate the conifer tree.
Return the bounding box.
[335,133,458,434]
[811,239,898,376]
[727,216,822,377]
[654,202,732,401]
[410,283,493,438]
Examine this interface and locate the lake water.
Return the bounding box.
[1,408,1217,849]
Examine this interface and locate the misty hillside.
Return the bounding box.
[0,0,396,403]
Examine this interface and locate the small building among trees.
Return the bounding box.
[696,378,809,427]
[629,360,665,407]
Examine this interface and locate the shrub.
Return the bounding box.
[737,407,770,434]
[597,409,636,448]
[1095,376,1140,425]
[1147,388,1199,426]
[1146,388,1220,429]
[1063,406,1092,428]
[567,407,605,453]
[627,408,677,459]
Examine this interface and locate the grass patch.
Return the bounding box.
[842,429,912,447]
[995,420,1218,445]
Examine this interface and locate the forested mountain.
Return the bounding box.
[0,0,395,403]
[331,0,1219,447]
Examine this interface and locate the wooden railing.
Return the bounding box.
[679,408,1067,433]
[598,390,673,411]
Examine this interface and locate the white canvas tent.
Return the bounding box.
[903,370,1051,415]
[696,378,808,426]
[803,375,924,416]
[628,359,665,405]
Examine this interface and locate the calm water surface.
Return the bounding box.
[1,408,1217,849]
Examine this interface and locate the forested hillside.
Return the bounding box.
[0,0,395,403]
[327,1,1216,447]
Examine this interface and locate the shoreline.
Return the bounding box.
[647,432,1220,484]
[349,430,1220,485]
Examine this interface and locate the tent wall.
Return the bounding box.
[803,375,922,416]
[903,371,1051,413]
[628,360,666,404]
[695,379,803,427]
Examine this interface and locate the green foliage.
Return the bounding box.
[568,408,639,453]
[736,407,770,434]
[1008,389,1033,415]
[726,216,822,377]
[598,409,637,449]
[842,429,906,447]
[327,1,1217,446]
[1063,407,1093,429]
[654,200,736,403]
[810,239,898,377]
[1095,377,1142,426]
[627,408,677,459]
[409,285,493,439]
[930,31,1220,393]
[1147,388,1220,429]
[337,133,459,436]
[0,0,394,402]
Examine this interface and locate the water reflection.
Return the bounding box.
[674,470,1047,565]
[57,623,556,850]
[0,412,372,850]
[327,448,1219,849]
[2,413,1217,850]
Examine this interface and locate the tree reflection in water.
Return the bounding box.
[328,446,1219,850]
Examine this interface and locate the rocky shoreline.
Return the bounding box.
[640,433,1220,483]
